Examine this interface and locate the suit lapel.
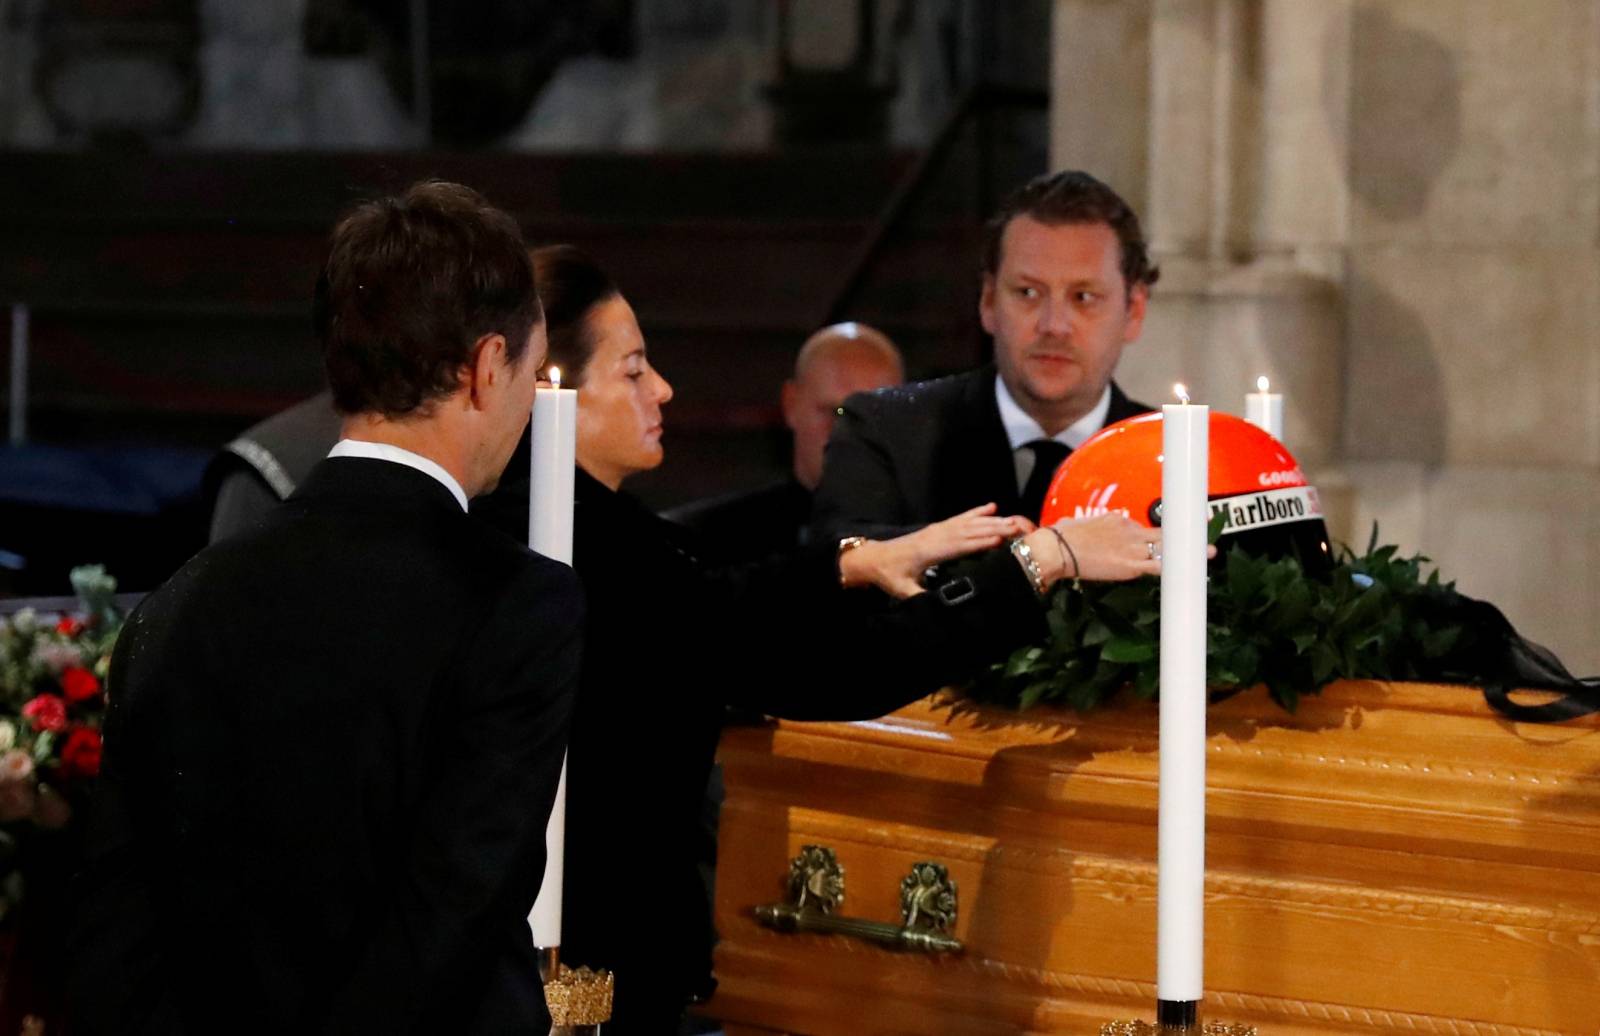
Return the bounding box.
[947,377,1151,520]
[1107,381,1155,424]
[932,367,1022,518]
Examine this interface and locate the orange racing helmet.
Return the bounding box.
[1039,411,1332,572]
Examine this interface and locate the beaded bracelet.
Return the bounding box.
[1048,527,1082,591]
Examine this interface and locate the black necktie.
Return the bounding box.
[1020,439,1071,521]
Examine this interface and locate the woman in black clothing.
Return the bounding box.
[475,245,1163,1033]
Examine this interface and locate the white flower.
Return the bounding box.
[0,751,33,783]
[9,609,36,635]
[0,722,16,752]
[30,641,82,676]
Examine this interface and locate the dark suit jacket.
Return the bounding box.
[70,458,583,1036]
[811,365,1152,542]
[474,462,1048,1033]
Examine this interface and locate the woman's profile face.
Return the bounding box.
[574,294,674,490]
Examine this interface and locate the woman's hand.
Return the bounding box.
[839,503,1029,599]
[1027,513,1214,587]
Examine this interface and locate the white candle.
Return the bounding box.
[527,366,577,949]
[1158,385,1208,1008]
[528,367,577,565]
[1244,374,1284,442]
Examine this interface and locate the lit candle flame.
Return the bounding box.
[1174,383,1190,405]
[549,366,562,390]
[1256,375,1270,393]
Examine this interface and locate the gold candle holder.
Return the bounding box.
[544,962,615,1034]
[1100,1021,1256,1035]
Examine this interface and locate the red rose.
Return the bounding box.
[22,694,67,733]
[59,727,102,779]
[54,617,83,637]
[60,666,101,703]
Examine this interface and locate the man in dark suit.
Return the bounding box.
[812,170,1159,542]
[69,182,582,1035]
[669,320,903,560]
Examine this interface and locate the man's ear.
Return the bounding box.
[780,379,801,432]
[1122,282,1149,343]
[979,274,998,336]
[467,332,508,410]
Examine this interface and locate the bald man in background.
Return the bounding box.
[669,322,903,560]
[784,322,905,494]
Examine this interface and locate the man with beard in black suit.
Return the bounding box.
[812,170,1158,542]
[69,181,582,1035]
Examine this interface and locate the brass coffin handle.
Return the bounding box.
[753,845,963,955]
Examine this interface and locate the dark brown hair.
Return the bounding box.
[981,170,1160,293]
[314,180,541,417]
[530,244,620,387]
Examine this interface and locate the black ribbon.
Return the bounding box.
[1415,591,1600,722]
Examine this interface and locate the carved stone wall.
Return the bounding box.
[1053,0,1600,674]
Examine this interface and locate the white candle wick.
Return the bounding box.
[1256,375,1269,393]
[1174,383,1190,405]
[549,366,562,391]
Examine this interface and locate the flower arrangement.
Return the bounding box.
[0,566,121,917]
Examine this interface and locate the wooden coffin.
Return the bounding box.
[707,682,1600,1036]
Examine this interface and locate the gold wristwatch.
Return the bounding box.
[837,536,869,587]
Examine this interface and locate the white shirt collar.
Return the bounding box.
[994,375,1112,451]
[327,439,470,512]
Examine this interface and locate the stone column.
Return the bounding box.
[1052,0,1600,674]
[1053,0,1349,474]
[1050,0,1153,210]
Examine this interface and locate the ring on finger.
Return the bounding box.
[1146,541,1157,560]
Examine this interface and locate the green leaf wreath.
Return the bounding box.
[968,525,1466,714]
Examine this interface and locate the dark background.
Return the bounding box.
[0,0,1052,594]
